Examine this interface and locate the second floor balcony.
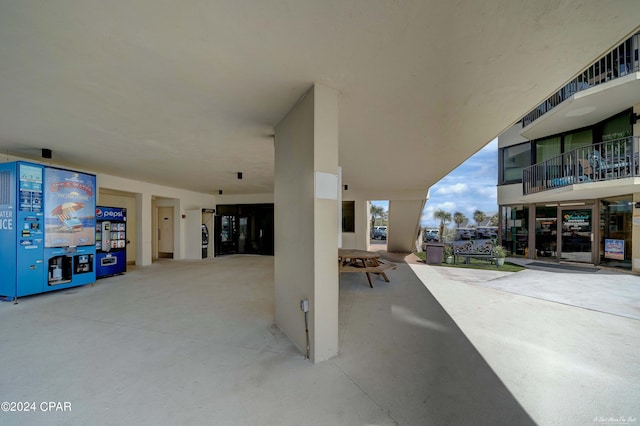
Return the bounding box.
[522,136,639,195]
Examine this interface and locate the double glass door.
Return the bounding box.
[214,204,274,256]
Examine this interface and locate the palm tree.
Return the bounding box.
[473,210,486,227]
[370,204,386,231]
[453,211,466,228]
[433,209,452,242]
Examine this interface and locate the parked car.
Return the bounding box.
[372,226,387,240]
[423,229,439,242]
[456,228,476,240]
[476,227,498,240]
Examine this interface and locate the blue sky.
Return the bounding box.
[372,138,498,228]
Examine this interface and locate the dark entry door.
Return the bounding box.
[214,204,274,256]
[237,206,274,255]
[257,206,274,256]
[214,215,222,256]
[214,215,237,256]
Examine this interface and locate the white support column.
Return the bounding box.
[632,103,640,273]
[136,192,153,266]
[274,84,340,362]
[365,200,372,250]
[387,199,426,252]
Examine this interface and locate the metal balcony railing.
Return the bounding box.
[522,32,640,127]
[522,136,639,195]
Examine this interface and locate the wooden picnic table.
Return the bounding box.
[338,249,396,288]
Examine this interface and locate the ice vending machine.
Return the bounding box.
[95,206,127,278]
[0,161,96,301]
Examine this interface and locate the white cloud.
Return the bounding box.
[476,186,497,198]
[434,183,468,195]
[421,138,498,226]
[439,201,457,210]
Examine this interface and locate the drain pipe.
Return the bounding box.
[300,299,310,359]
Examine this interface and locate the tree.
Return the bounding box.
[453,211,466,228]
[370,204,386,229]
[489,213,499,226]
[473,210,486,227]
[433,209,452,242]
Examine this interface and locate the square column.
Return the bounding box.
[274,84,339,362]
[136,192,153,266]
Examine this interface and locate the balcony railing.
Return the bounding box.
[522,136,639,195]
[522,32,640,127]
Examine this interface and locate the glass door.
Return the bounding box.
[215,215,236,256]
[238,216,249,253]
[535,206,557,259]
[560,208,594,263]
[600,197,632,269]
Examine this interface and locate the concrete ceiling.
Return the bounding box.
[1,1,639,197]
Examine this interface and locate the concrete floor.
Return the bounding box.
[0,254,638,425]
[413,261,640,425]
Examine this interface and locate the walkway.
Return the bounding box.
[0,254,638,425]
[411,259,640,425]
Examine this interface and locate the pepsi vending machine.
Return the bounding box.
[0,161,96,301]
[95,206,127,278]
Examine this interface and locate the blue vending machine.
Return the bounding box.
[95,206,127,278]
[0,162,45,300]
[0,161,96,301]
[43,166,97,289]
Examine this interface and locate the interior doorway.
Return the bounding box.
[369,200,389,251]
[157,206,175,259]
[202,209,214,259]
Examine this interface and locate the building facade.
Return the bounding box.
[497,32,640,273]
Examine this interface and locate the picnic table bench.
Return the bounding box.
[453,241,495,264]
[338,249,397,288]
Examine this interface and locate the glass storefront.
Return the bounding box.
[500,197,633,269]
[600,196,632,268]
